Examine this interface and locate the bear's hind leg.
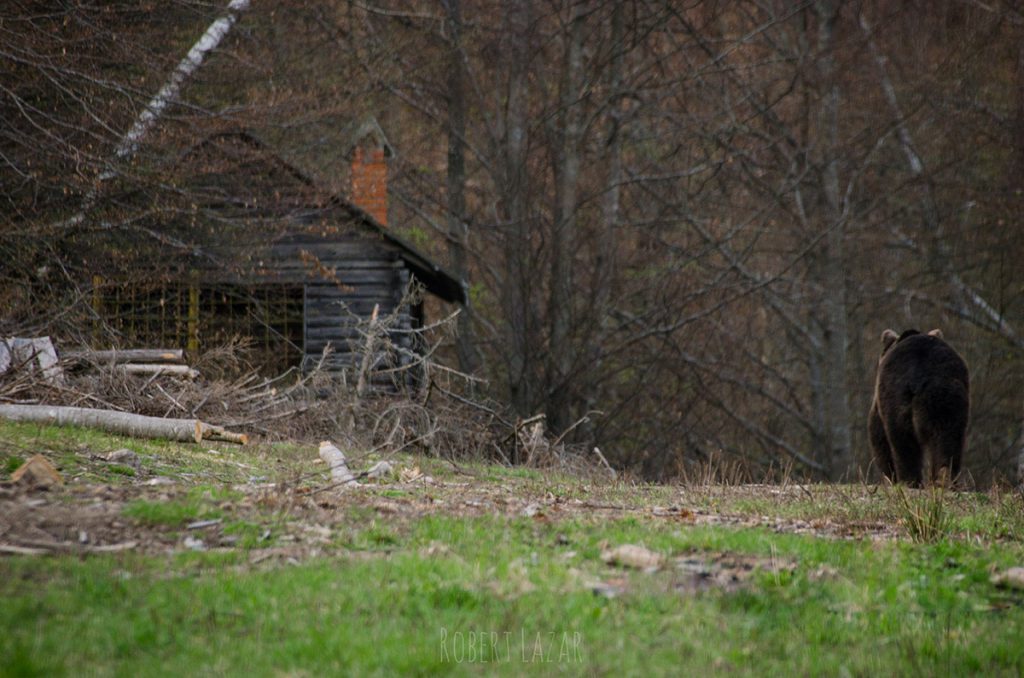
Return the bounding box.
[926,431,965,488]
[885,423,924,487]
[916,396,967,488]
[868,403,896,482]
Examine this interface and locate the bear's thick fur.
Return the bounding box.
[868,329,970,487]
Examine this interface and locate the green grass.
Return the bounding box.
[0,420,323,487]
[3,515,1024,676]
[123,486,242,527]
[1,454,24,477]
[3,421,1024,675]
[123,498,216,527]
[699,484,1024,543]
[221,520,272,549]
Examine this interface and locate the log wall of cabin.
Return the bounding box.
[302,264,413,372]
[253,235,415,382]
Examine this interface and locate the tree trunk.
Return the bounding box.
[0,404,247,444]
[583,3,625,440]
[499,0,534,421]
[444,0,479,377]
[816,0,853,480]
[547,4,585,435]
[52,0,252,232]
[1015,39,1024,188]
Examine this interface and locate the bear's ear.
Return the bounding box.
[927,329,943,338]
[881,329,898,352]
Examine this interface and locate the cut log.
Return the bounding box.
[118,364,199,379]
[318,440,357,485]
[202,424,248,444]
[63,349,186,365]
[0,404,247,445]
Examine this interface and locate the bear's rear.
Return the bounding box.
[869,329,969,486]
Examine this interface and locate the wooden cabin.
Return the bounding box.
[85,124,465,379]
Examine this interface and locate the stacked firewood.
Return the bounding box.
[64,348,199,380]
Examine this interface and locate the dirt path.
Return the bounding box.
[0,448,903,562]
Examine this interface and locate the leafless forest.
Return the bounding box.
[2,1,1023,484]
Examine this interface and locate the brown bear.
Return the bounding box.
[868,328,970,487]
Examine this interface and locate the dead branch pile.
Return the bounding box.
[0,335,317,438]
[0,289,604,475]
[291,292,601,475]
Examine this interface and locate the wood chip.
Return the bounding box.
[186,519,223,530]
[10,455,62,488]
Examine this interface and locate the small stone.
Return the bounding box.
[183,536,207,552]
[104,449,141,468]
[991,567,1024,590]
[522,503,543,518]
[601,544,664,571]
[366,460,393,480]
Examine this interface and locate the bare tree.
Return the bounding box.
[6,0,1024,484]
[442,0,478,375]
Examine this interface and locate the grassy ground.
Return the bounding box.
[2,421,1024,676]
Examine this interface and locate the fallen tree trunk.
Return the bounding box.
[0,404,247,444]
[63,349,186,365]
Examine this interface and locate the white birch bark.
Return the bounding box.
[53,0,252,232]
[114,0,252,159]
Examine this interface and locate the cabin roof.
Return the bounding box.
[177,131,465,304]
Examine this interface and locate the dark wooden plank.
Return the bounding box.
[305,340,358,355]
[304,333,411,354]
[305,301,397,313]
[259,259,399,273]
[264,242,397,259]
[305,327,362,340]
[303,282,401,297]
[305,320,412,340]
[305,311,409,327]
[243,265,399,280]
